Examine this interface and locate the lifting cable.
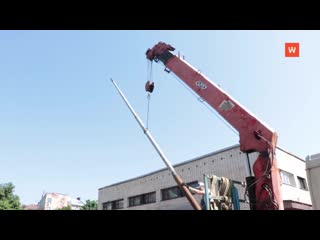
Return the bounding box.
[146,93,151,129]
[146,61,154,129]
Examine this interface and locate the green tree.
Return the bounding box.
[0,183,22,210]
[80,200,97,210]
[57,205,72,210]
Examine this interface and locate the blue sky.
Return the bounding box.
[0,30,319,205]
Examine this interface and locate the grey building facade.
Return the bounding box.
[98,144,312,210]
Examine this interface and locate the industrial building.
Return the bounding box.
[98,144,312,210]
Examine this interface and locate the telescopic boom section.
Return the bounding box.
[146,42,283,210]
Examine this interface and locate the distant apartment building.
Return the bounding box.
[38,193,84,210]
[98,144,312,210]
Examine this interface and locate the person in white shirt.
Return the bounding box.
[185,182,210,210]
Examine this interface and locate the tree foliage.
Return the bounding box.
[0,183,22,210]
[80,200,97,210]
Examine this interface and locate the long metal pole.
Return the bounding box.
[203,175,210,210]
[111,78,201,210]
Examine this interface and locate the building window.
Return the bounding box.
[128,192,156,207]
[297,177,308,190]
[129,195,142,207]
[186,181,202,195]
[47,198,52,204]
[187,181,200,188]
[280,170,296,187]
[161,186,184,201]
[111,199,124,210]
[144,192,156,204]
[102,202,112,210]
[102,199,123,210]
[161,181,202,201]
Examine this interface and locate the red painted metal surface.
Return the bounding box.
[146,42,283,210]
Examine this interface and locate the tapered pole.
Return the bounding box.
[111,78,201,210]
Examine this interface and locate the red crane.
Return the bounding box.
[146,42,283,210]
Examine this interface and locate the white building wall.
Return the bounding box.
[306,154,320,209]
[38,193,83,210]
[98,145,311,210]
[276,149,311,205]
[247,149,311,205]
[44,193,70,210]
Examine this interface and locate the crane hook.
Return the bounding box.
[145,80,154,93]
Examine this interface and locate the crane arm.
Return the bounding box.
[146,42,283,210]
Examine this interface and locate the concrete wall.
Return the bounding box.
[98,145,311,210]
[306,155,320,209]
[276,150,311,205]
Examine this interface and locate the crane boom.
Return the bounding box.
[146,42,283,210]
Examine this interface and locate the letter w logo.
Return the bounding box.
[285,43,300,57]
